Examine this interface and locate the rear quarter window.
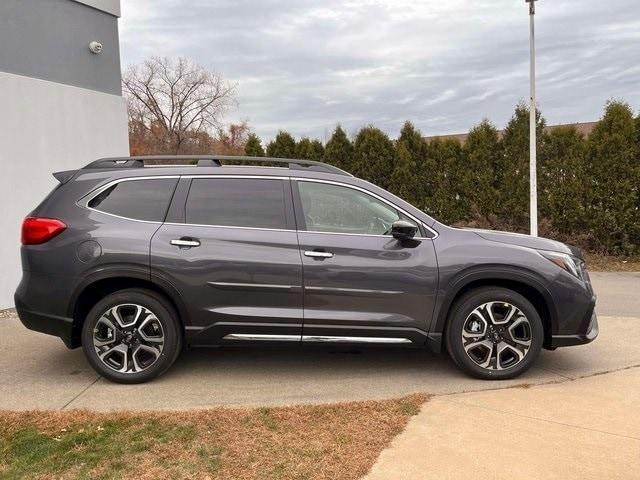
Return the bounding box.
[88,178,178,222]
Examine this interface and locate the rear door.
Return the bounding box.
[293,179,438,345]
[150,175,303,345]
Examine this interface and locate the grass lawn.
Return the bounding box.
[0,394,427,480]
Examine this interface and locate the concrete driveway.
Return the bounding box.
[1,272,638,411]
[366,366,640,480]
[364,275,640,480]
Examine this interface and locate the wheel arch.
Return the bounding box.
[431,266,557,351]
[67,269,188,348]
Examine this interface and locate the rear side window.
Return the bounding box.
[185,178,287,229]
[88,178,178,222]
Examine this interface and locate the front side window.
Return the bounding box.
[88,178,178,222]
[185,178,287,229]
[297,181,417,235]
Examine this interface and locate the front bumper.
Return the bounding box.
[550,309,599,348]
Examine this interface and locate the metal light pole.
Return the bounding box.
[526,0,538,236]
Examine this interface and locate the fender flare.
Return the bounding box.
[429,264,557,338]
[67,264,190,327]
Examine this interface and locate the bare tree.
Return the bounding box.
[123,57,237,154]
[216,121,252,155]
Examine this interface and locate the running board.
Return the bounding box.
[223,333,412,344]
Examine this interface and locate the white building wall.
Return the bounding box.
[0,71,129,307]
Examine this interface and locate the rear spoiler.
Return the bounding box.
[53,170,78,184]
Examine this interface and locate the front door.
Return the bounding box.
[151,176,303,345]
[292,179,438,345]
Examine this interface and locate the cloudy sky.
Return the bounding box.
[120,0,640,141]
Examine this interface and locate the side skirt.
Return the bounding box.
[222,334,413,344]
[186,323,429,347]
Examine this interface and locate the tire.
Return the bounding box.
[445,287,544,380]
[81,288,182,384]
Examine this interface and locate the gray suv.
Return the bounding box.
[15,156,598,383]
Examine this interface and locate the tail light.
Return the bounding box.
[21,217,67,245]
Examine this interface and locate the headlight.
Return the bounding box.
[539,251,583,279]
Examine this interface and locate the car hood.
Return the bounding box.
[466,228,581,258]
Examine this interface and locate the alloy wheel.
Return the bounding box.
[461,301,532,371]
[92,303,164,374]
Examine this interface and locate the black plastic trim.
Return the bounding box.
[15,300,75,348]
[550,311,599,348]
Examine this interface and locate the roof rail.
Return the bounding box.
[83,155,352,176]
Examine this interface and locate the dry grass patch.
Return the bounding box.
[585,254,640,272]
[0,394,428,480]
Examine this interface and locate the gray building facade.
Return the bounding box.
[0,0,122,95]
[0,0,129,307]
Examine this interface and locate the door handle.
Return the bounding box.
[304,250,333,259]
[171,238,201,248]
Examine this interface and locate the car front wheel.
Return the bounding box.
[446,287,544,380]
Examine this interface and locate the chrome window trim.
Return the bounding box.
[85,209,164,225]
[78,174,439,239]
[78,175,181,225]
[163,221,295,233]
[293,177,439,239]
[183,175,291,231]
[302,230,427,239]
[79,175,289,226]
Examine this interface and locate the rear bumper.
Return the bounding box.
[14,300,75,348]
[550,310,599,348]
[14,273,77,348]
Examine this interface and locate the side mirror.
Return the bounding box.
[391,220,418,241]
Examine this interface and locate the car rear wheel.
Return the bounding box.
[446,287,544,380]
[81,289,182,384]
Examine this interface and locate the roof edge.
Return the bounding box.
[71,0,120,17]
